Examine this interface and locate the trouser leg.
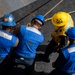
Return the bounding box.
[3,53,16,75]
[24,60,35,75]
[44,39,58,60]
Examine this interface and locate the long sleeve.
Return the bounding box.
[59,36,68,48]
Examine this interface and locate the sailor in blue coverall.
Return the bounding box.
[50,27,75,75]
[0,13,19,74]
[11,14,45,75]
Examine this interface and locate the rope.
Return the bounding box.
[69,10,75,14]
[16,0,63,23]
[16,0,75,24]
[45,10,75,22]
[16,0,51,23]
[44,0,63,17]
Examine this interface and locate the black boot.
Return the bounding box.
[42,55,50,63]
[39,54,50,62]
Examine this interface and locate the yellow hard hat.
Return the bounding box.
[51,12,70,26]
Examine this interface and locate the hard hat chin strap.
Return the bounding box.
[35,19,42,25]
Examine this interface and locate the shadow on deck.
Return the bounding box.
[1,45,58,75]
